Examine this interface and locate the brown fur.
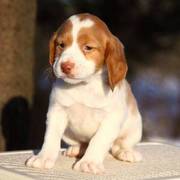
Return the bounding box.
[77,27,106,70]
[105,36,128,90]
[49,20,73,65]
[77,13,128,90]
[125,81,138,115]
[49,32,58,65]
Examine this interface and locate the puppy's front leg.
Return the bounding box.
[74,114,124,174]
[26,104,68,169]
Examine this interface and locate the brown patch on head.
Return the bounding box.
[76,13,128,90]
[76,13,111,70]
[77,27,107,70]
[49,20,73,65]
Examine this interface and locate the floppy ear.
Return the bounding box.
[105,36,128,90]
[49,32,58,65]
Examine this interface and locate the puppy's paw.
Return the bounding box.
[25,154,56,169]
[73,159,105,174]
[116,150,142,162]
[62,145,80,157]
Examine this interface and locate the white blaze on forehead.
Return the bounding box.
[69,15,94,42]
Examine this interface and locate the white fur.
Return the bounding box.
[26,15,142,174]
[26,72,142,171]
[53,15,95,84]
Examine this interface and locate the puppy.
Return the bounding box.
[26,13,142,174]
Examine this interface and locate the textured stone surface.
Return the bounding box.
[0,143,180,179]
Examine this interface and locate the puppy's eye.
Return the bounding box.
[83,45,93,52]
[57,42,65,49]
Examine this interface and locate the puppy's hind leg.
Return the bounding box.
[111,128,142,163]
[62,143,88,158]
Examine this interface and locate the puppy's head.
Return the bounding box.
[49,13,127,89]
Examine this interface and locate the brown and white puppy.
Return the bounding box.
[26,13,142,174]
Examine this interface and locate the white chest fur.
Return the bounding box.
[49,73,127,144]
[65,103,107,142]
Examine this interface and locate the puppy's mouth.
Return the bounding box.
[63,74,85,80]
[57,72,83,80]
[64,73,75,79]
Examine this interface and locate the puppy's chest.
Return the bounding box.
[65,103,107,140]
[54,78,118,141]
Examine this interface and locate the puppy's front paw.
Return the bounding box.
[117,150,142,162]
[73,159,105,174]
[25,154,56,169]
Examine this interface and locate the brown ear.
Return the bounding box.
[105,36,128,90]
[49,32,58,65]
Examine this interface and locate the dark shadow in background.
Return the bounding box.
[1,97,30,150]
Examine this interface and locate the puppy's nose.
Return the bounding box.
[61,61,75,75]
